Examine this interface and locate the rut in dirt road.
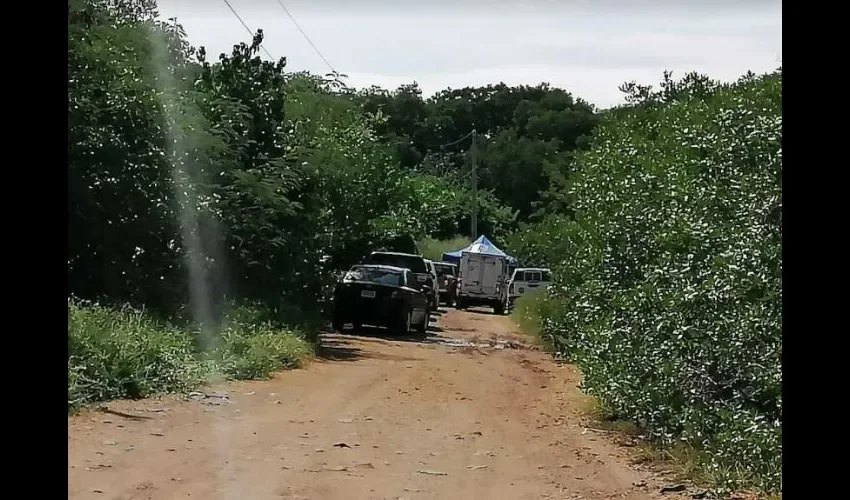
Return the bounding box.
[68,309,684,500]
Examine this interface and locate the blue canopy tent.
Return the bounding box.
[441,235,517,265]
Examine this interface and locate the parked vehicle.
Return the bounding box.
[433,262,458,306]
[455,251,508,314]
[362,251,437,310]
[332,264,429,336]
[505,267,551,309]
[423,259,440,311]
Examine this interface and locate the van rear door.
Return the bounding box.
[462,252,502,297]
[479,255,503,296]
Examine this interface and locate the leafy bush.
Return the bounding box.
[68,300,311,412]
[215,328,311,380]
[505,214,580,269]
[211,304,312,380]
[511,71,782,493]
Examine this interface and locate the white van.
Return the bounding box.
[456,251,508,314]
[506,267,551,308]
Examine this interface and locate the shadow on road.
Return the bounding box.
[458,306,505,316]
[314,337,363,362]
[315,321,459,362]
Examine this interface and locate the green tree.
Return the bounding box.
[68,0,224,311]
[357,82,599,222]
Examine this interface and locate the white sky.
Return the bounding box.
[157,0,782,108]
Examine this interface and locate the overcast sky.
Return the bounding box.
[156,0,782,108]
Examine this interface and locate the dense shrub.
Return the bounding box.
[68,300,311,412]
[68,300,208,410]
[212,306,312,380]
[511,71,782,493]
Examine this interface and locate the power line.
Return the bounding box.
[221,0,275,60]
[438,130,475,150]
[274,0,337,74]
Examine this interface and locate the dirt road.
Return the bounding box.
[69,309,683,500]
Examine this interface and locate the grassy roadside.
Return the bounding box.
[509,290,779,500]
[68,300,313,413]
[509,288,559,352]
[582,399,777,499]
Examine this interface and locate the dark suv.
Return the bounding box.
[362,252,435,307]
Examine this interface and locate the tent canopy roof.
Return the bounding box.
[441,235,517,264]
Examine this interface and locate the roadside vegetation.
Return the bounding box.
[507,71,782,495]
[68,300,310,412]
[69,0,780,495]
[508,289,558,352]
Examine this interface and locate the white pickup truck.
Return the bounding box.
[505,267,551,310]
[455,251,508,314]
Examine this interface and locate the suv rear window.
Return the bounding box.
[345,266,406,287]
[525,271,542,282]
[365,253,427,274]
[434,264,456,277]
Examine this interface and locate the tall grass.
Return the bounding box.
[68,300,311,412]
[509,288,560,352]
[416,235,472,262]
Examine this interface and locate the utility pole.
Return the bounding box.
[470,129,478,240]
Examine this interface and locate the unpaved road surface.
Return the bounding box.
[69,309,685,500]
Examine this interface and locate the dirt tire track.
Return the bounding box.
[68,308,682,500]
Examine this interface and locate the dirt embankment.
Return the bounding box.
[68,308,686,500]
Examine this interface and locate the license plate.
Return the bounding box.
[416,275,427,282]
[360,290,376,298]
